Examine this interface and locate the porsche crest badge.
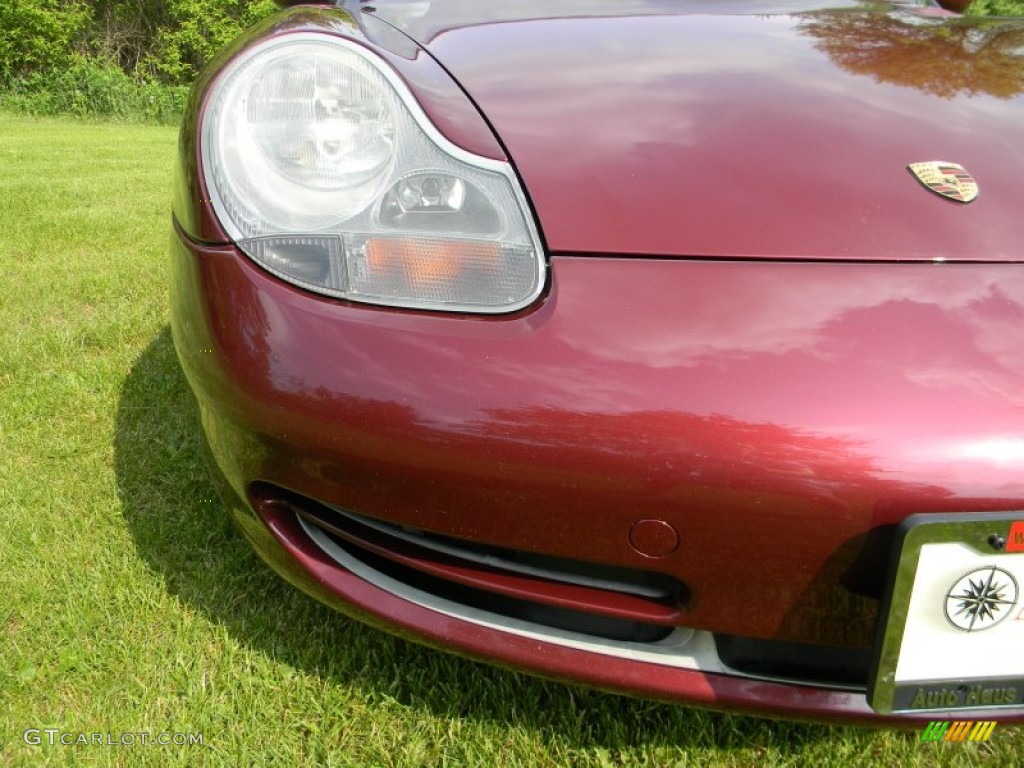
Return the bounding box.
[908,161,979,203]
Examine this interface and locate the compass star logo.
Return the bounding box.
[944,567,1018,632]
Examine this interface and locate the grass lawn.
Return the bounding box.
[1,114,1021,766]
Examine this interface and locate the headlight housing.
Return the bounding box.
[200,33,545,313]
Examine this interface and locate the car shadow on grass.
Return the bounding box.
[114,327,850,753]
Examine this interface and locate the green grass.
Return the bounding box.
[968,0,1024,16]
[1,114,1023,766]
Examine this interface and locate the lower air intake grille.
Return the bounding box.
[285,497,687,643]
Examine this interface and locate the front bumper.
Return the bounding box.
[171,223,1024,723]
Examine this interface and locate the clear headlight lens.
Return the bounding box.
[201,33,545,313]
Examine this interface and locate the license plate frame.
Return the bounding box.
[868,512,1024,714]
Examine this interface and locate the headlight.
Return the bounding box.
[200,33,545,313]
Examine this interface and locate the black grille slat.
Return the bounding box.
[328,505,681,601]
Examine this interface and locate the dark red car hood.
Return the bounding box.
[372,1,1024,261]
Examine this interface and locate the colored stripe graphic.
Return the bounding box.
[920,721,949,742]
[944,721,972,741]
[924,721,998,743]
[969,721,997,742]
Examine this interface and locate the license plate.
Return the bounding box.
[869,513,1024,714]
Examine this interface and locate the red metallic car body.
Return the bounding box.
[170,0,1024,724]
